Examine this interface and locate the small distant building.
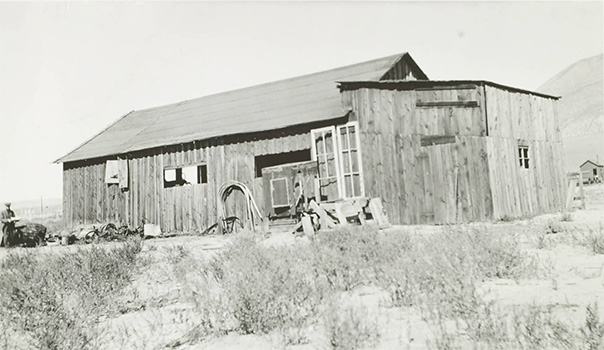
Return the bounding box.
[580,160,603,183]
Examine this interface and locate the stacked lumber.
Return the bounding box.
[292,197,390,235]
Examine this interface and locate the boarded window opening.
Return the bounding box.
[254,149,311,178]
[518,146,529,169]
[270,177,290,208]
[164,164,208,188]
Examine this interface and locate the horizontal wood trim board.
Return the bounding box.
[415,85,478,91]
[421,135,457,147]
[416,101,479,108]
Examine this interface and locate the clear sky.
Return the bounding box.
[0,1,602,203]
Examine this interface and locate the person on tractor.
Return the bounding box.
[1,203,16,247]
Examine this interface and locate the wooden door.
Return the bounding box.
[311,126,342,202]
[419,137,459,224]
[337,122,365,198]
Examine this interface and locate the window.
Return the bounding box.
[309,122,365,201]
[594,169,598,176]
[518,146,529,169]
[164,164,207,188]
[105,160,119,184]
[337,123,364,198]
[254,149,311,178]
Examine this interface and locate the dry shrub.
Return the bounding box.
[560,212,573,222]
[0,238,143,350]
[324,302,380,350]
[382,227,535,316]
[582,302,604,350]
[585,227,604,254]
[193,234,326,338]
[310,226,413,291]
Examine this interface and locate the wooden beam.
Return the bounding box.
[309,200,336,229]
[334,202,348,226]
[421,135,456,147]
[368,197,390,227]
[301,215,315,236]
[416,101,479,108]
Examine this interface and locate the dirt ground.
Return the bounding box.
[2,184,603,349]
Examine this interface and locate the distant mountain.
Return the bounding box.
[537,54,604,171]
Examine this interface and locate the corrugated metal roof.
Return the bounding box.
[57,53,422,163]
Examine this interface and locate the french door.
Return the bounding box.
[311,126,342,201]
[311,122,364,202]
[337,122,364,198]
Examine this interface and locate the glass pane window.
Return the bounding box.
[518,146,529,169]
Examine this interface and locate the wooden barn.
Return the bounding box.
[56,53,566,231]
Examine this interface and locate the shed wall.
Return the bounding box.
[484,87,565,219]
[63,126,322,232]
[63,160,127,226]
[344,87,492,224]
[485,86,560,141]
[485,137,565,219]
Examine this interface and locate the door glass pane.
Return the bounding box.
[327,154,336,176]
[342,151,351,173]
[349,126,357,148]
[340,128,349,149]
[350,150,359,172]
[353,174,361,197]
[315,134,324,153]
[345,175,353,197]
[324,131,334,153]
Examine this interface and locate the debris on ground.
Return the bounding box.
[49,223,144,246]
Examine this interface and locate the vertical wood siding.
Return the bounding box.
[345,84,562,224]
[63,130,313,232]
[63,161,127,227]
[484,86,565,218]
[346,87,491,224]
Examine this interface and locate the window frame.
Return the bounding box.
[310,126,343,200]
[336,121,365,198]
[163,163,208,188]
[518,145,529,169]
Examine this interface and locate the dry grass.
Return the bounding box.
[324,302,380,350]
[1,220,603,349]
[0,238,143,350]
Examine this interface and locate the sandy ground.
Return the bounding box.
[2,184,603,349]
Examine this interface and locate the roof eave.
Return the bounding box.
[337,80,560,100]
[55,110,135,164]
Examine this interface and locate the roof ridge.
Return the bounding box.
[57,52,420,163]
[133,53,406,114]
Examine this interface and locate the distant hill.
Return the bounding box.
[537,54,604,171]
